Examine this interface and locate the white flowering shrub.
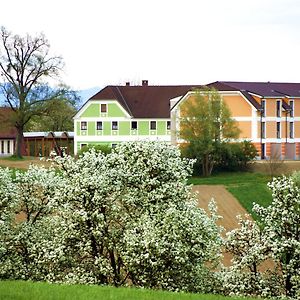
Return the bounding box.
[253,176,300,299]
[221,215,282,298]
[122,201,222,292]
[54,141,222,290]
[222,176,300,299]
[0,142,223,292]
[0,165,66,280]
[0,168,18,278]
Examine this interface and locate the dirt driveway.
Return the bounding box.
[193,185,253,267]
[192,185,249,232]
[0,157,53,169]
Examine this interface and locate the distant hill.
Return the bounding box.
[0,87,101,107]
[0,93,5,105]
[77,87,100,107]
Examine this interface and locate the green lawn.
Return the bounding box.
[189,172,273,220]
[0,281,252,300]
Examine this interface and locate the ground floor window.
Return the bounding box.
[7,141,10,153]
[1,141,4,154]
[96,121,103,130]
[150,121,156,130]
[112,121,118,130]
[167,121,171,130]
[81,143,87,149]
[276,122,281,139]
[261,122,266,139]
[131,121,137,130]
[290,122,294,139]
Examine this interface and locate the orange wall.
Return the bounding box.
[295,121,300,138]
[236,121,252,138]
[222,95,252,117]
[266,99,277,117]
[294,100,300,116]
[266,121,277,138]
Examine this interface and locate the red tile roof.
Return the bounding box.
[0,107,17,139]
[90,85,203,118]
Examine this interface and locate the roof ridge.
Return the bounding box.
[111,86,133,117]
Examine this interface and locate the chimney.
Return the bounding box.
[142,80,148,86]
[125,82,130,86]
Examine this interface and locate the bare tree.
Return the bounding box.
[0,26,68,157]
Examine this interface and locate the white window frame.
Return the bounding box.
[276,122,281,139]
[100,103,107,113]
[261,99,266,117]
[150,121,157,130]
[289,100,294,118]
[96,121,103,130]
[290,121,294,139]
[167,120,171,130]
[112,121,118,130]
[276,100,281,118]
[131,121,138,130]
[261,121,266,139]
[81,121,87,130]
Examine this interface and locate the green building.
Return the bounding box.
[74,80,198,154]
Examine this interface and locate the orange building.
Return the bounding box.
[171,81,300,160]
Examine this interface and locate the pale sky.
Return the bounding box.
[2,0,300,90]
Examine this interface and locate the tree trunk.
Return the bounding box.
[16,126,24,158]
[202,154,213,177]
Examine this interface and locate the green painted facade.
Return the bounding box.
[75,100,171,154]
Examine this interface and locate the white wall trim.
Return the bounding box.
[75,135,171,142]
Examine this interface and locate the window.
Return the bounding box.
[290,122,294,139]
[101,104,107,113]
[7,141,10,154]
[276,122,281,139]
[131,121,138,130]
[276,100,281,117]
[261,99,266,117]
[1,141,4,153]
[111,143,117,149]
[289,100,294,117]
[167,121,171,130]
[96,121,103,130]
[81,143,87,149]
[261,122,266,139]
[81,121,87,130]
[150,121,156,130]
[112,121,118,130]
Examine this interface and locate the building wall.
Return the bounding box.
[172,91,300,160]
[74,100,171,155]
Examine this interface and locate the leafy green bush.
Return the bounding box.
[216,141,257,172]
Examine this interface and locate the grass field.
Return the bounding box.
[0,281,252,300]
[189,172,273,220]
